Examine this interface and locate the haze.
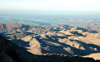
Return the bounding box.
[0,0,100,15]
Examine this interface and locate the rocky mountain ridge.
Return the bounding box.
[0,23,100,60]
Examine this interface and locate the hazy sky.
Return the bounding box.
[0,0,100,11]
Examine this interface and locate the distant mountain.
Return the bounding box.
[0,23,22,32]
[0,23,100,61]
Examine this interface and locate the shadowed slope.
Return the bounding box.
[0,35,99,62]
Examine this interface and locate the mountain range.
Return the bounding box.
[0,33,99,62]
[0,23,100,61]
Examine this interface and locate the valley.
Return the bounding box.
[1,14,100,27]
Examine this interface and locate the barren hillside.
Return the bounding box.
[0,23,100,60]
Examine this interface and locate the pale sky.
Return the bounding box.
[0,0,100,12]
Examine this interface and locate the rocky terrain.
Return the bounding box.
[0,34,99,62]
[0,23,100,61]
[83,26,100,33]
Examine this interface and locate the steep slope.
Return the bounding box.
[0,35,37,62]
[0,35,98,62]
